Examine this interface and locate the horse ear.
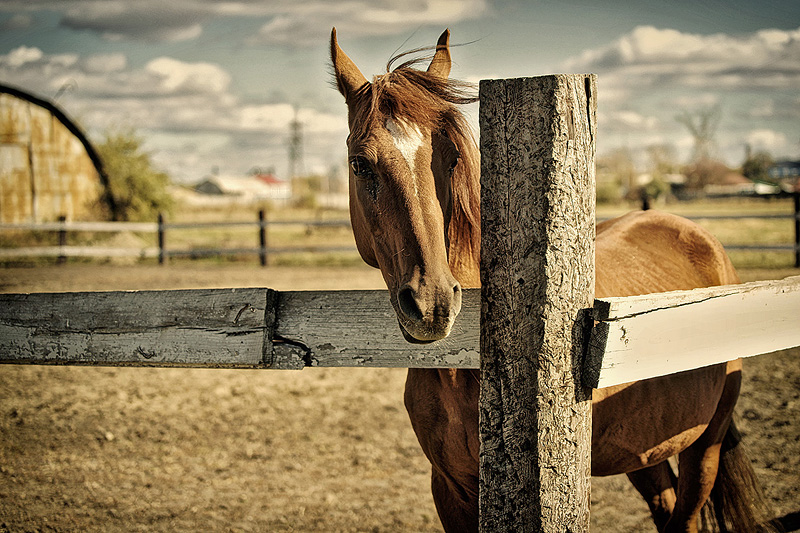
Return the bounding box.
[331,27,369,102]
[427,29,451,79]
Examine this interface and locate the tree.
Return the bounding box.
[741,148,774,184]
[682,158,732,190]
[95,129,174,221]
[596,148,635,203]
[675,105,721,163]
[646,144,679,181]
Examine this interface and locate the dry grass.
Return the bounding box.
[1,264,798,532]
[1,199,798,531]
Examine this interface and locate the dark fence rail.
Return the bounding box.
[2,198,799,266]
[0,210,356,266]
[678,194,800,267]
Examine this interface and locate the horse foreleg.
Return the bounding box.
[626,461,678,532]
[431,468,478,533]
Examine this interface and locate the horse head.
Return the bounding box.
[331,28,480,343]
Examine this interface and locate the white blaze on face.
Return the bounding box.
[385,118,424,195]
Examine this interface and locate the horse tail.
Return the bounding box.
[704,419,783,532]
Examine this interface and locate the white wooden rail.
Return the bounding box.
[586,275,800,388]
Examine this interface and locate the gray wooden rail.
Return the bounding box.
[2,76,800,532]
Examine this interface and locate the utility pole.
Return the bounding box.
[288,107,305,179]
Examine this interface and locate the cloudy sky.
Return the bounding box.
[1,0,799,183]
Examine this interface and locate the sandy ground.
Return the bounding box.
[1,264,799,532]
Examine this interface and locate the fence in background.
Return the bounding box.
[2,197,799,267]
[0,211,355,266]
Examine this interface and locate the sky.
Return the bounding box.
[1,0,799,183]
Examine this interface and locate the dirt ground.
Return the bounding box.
[1,264,799,532]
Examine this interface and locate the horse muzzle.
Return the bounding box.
[393,275,462,343]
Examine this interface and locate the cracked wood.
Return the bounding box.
[586,275,800,389]
[0,288,480,369]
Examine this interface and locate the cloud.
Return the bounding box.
[58,2,208,42]
[562,25,800,163]
[4,46,45,68]
[251,0,488,47]
[145,57,231,95]
[745,129,789,153]
[0,13,33,30]
[81,53,127,74]
[1,0,487,45]
[601,110,661,132]
[0,46,348,181]
[564,25,800,91]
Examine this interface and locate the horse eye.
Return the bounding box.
[349,156,375,179]
[449,153,461,173]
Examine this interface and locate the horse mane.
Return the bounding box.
[366,58,482,281]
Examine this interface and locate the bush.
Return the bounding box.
[96,129,174,221]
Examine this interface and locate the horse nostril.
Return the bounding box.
[398,286,423,322]
[452,281,463,313]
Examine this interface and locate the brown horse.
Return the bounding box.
[330,28,775,533]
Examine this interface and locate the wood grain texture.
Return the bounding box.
[478,75,596,532]
[0,288,480,370]
[586,275,800,388]
[272,289,479,369]
[0,288,273,367]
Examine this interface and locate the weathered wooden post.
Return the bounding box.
[157,212,166,265]
[57,215,67,265]
[793,192,799,268]
[479,75,597,532]
[259,209,269,267]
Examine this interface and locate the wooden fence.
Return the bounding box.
[2,75,800,531]
[1,202,799,267]
[0,212,355,265]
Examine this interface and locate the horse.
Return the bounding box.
[330,28,776,533]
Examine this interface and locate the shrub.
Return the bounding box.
[96,129,174,221]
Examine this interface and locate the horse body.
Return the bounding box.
[330,28,772,533]
[403,211,744,532]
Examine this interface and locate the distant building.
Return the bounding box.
[254,172,292,201]
[193,173,291,205]
[768,160,800,193]
[0,84,110,223]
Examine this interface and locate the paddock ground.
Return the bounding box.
[1,264,798,532]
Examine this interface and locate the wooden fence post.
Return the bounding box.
[479,75,597,532]
[259,209,269,267]
[793,192,799,268]
[157,213,166,265]
[57,215,67,265]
